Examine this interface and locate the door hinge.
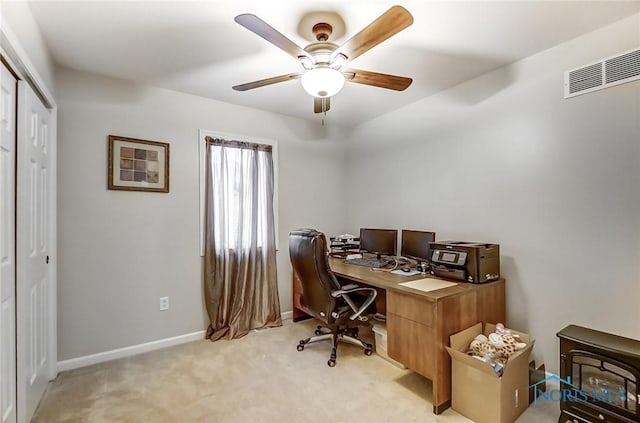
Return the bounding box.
[46,255,49,264]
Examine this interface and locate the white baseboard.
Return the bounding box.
[58,311,293,372]
[57,330,206,372]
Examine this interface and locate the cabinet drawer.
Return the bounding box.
[388,291,434,327]
[387,315,435,379]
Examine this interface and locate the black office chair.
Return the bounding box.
[289,228,377,367]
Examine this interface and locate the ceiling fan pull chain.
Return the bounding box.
[322,101,329,126]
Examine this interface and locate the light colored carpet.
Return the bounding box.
[33,319,558,422]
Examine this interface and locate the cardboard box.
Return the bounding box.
[446,323,534,423]
[372,323,406,369]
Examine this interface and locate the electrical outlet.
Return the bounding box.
[159,297,169,311]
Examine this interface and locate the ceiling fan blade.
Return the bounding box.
[333,6,413,63]
[232,73,302,91]
[343,68,412,91]
[235,14,312,61]
[313,97,330,114]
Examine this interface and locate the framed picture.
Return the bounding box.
[108,135,170,193]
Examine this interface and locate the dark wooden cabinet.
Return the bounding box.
[557,325,640,423]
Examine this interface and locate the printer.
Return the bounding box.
[428,241,500,283]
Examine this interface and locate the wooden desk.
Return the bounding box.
[292,258,506,415]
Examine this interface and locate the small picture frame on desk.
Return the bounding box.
[108,135,170,193]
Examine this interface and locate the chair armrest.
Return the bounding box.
[330,285,373,297]
[341,283,359,291]
[331,286,377,321]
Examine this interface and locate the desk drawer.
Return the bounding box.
[387,315,435,379]
[388,291,434,327]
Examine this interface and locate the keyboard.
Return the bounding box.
[345,257,391,268]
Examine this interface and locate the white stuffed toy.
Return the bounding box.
[488,323,527,358]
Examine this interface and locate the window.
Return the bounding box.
[199,130,279,255]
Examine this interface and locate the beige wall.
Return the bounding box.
[55,68,349,360]
[1,1,56,93]
[344,13,640,373]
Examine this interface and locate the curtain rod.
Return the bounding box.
[205,136,272,152]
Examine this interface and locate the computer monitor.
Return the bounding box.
[359,228,397,259]
[401,230,436,266]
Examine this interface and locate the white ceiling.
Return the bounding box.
[28,0,640,127]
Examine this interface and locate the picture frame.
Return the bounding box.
[108,135,170,193]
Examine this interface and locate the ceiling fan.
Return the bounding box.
[232,5,413,115]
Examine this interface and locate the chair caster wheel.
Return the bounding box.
[327,359,336,367]
[364,349,373,356]
[297,344,304,351]
[314,330,322,335]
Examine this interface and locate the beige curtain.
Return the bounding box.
[204,136,282,341]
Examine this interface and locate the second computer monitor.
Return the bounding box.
[359,228,397,259]
[401,230,436,264]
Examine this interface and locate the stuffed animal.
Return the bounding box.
[466,323,527,362]
[467,333,506,376]
[488,323,527,358]
[470,334,498,358]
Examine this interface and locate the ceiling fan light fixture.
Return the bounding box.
[301,67,345,98]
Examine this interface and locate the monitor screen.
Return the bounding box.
[359,228,397,258]
[401,230,436,263]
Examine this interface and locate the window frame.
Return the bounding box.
[199,130,279,256]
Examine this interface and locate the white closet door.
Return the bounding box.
[0,62,18,423]
[16,81,51,422]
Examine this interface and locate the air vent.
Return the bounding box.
[564,47,640,98]
[605,49,640,84]
[568,63,602,94]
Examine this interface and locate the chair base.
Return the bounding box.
[297,325,373,367]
